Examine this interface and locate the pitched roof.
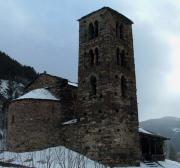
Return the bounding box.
[25,73,68,90]
[16,88,59,101]
[78,7,133,24]
[139,127,170,140]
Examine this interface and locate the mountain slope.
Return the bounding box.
[0,50,38,130]
[0,51,37,85]
[140,117,180,152]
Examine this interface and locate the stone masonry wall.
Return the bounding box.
[27,74,78,121]
[26,74,68,99]
[77,7,140,167]
[7,99,62,152]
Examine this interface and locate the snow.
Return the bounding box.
[62,119,78,125]
[16,88,59,101]
[68,81,78,87]
[173,128,180,133]
[139,127,152,135]
[0,146,179,168]
[0,80,9,99]
[0,80,24,100]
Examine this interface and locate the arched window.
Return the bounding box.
[95,48,99,65]
[94,21,99,37]
[121,76,127,98]
[120,50,125,66]
[88,23,94,40]
[116,22,119,37]
[116,48,120,65]
[89,50,94,66]
[90,76,97,95]
[119,24,124,39]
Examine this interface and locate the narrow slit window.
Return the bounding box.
[83,52,86,68]
[94,20,99,37]
[121,76,127,98]
[116,22,119,37]
[95,48,99,65]
[89,50,94,66]
[119,24,124,39]
[120,50,125,67]
[88,23,94,40]
[11,115,15,124]
[90,76,97,95]
[116,48,120,65]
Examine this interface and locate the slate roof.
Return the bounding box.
[78,7,133,24]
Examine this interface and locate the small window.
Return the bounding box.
[121,76,127,98]
[95,48,99,65]
[120,50,125,66]
[11,115,15,124]
[116,22,119,37]
[90,76,97,95]
[99,94,103,98]
[116,48,120,65]
[83,52,86,67]
[88,23,94,40]
[85,146,90,151]
[89,50,94,66]
[94,20,99,37]
[119,24,124,39]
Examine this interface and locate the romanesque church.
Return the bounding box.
[7,7,168,167]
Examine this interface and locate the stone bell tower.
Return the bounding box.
[77,7,140,166]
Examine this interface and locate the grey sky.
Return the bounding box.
[0,0,180,121]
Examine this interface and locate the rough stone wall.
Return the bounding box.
[77,7,140,166]
[7,73,78,152]
[59,85,78,121]
[26,74,68,99]
[26,74,78,121]
[7,99,62,152]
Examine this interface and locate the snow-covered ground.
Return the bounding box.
[173,128,180,133]
[0,146,179,168]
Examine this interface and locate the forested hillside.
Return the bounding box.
[0,50,38,131]
[0,51,37,84]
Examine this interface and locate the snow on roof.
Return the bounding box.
[0,146,179,168]
[139,127,152,135]
[139,127,169,140]
[16,88,59,101]
[62,119,78,125]
[68,81,78,87]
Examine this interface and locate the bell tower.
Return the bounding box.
[77,7,140,166]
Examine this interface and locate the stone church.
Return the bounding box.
[7,7,168,167]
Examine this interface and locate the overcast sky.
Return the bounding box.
[0,0,180,121]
